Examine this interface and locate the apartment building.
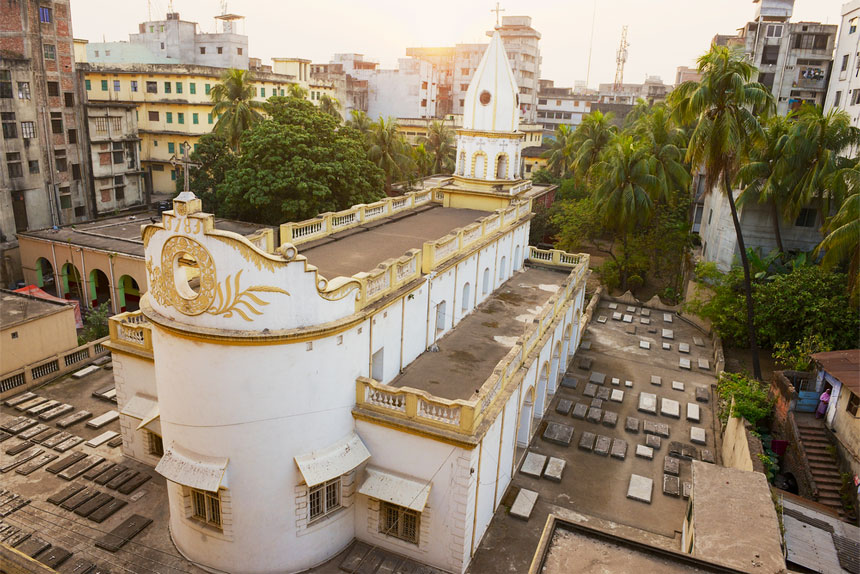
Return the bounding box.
[824,0,860,126]
[537,79,595,136]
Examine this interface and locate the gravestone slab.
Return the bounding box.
[626,306,636,313]
[1,446,43,473]
[60,488,99,510]
[655,423,670,438]
[667,441,686,459]
[596,387,610,401]
[593,435,612,456]
[542,422,575,446]
[586,407,603,424]
[625,417,640,433]
[612,312,622,321]
[6,531,30,547]
[662,329,674,340]
[663,475,681,497]
[544,457,566,482]
[672,381,685,391]
[638,392,657,414]
[701,449,715,464]
[509,489,538,521]
[27,400,60,416]
[597,316,607,324]
[0,431,10,442]
[602,411,618,427]
[636,444,654,459]
[54,437,84,452]
[625,380,633,388]
[639,341,650,350]
[59,456,106,480]
[608,303,618,310]
[695,386,710,402]
[556,399,573,415]
[83,462,115,481]
[610,389,624,403]
[690,427,706,445]
[41,431,73,449]
[679,358,691,370]
[647,327,658,334]
[5,392,36,407]
[88,498,127,523]
[627,474,653,503]
[6,440,34,455]
[15,453,58,476]
[643,420,658,435]
[646,434,662,449]
[687,403,701,422]
[73,365,99,379]
[520,452,547,478]
[590,398,604,409]
[640,318,651,325]
[623,314,633,323]
[56,410,91,428]
[650,375,662,386]
[611,439,628,460]
[698,358,710,371]
[107,436,123,448]
[626,325,637,335]
[578,431,596,451]
[7,419,37,434]
[15,537,51,558]
[571,403,588,420]
[683,481,692,498]
[663,457,680,476]
[85,431,119,448]
[86,410,119,429]
[46,484,85,505]
[95,514,153,552]
[62,560,96,574]
[589,372,606,385]
[663,313,673,323]
[693,337,704,347]
[74,493,113,518]
[37,546,72,569]
[107,468,139,490]
[611,377,620,386]
[583,383,598,398]
[45,452,87,474]
[579,357,593,370]
[682,444,699,459]
[678,343,690,354]
[580,340,592,351]
[660,398,680,419]
[15,397,48,411]
[561,376,578,390]
[662,343,671,350]
[641,308,651,317]
[31,429,60,443]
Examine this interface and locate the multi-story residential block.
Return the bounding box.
[403,47,456,117]
[716,0,836,115]
[82,102,146,213]
[537,79,596,137]
[824,0,860,126]
[0,0,91,239]
[596,76,671,105]
[310,62,368,119]
[675,65,702,86]
[80,63,300,194]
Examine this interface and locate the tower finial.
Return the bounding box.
[491,2,505,28]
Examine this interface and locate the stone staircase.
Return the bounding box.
[796,420,844,516]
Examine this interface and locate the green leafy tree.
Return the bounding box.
[174,133,236,214]
[542,124,576,178]
[632,103,691,204]
[78,303,110,345]
[367,117,415,194]
[217,97,384,224]
[288,84,308,99]
[420,120,456,174]
[816,190,860,299]
[570,111,616,185]
[670,45,774,380]
[412,142,434,178]
[345,110,372,137]
[716,372,773,426]
[318,94,342,121]
[210,69,265,151]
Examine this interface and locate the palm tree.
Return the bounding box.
[346,110,372,137]
[592,135,658,290]
[367,117,414,194]
[670,45,774,380]
[816,160,860,298]
[412,143,434,178]
[319,94,342,121]
[288,84,308,99]
[420,120,456,174]
[571,111,616,186]
[633,103,691,204]
[543,124,575,178]
[736,114,793,252]
[210,68,265,151]
[782,105,860,222]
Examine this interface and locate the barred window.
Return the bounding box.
[0,71,11,98]
[148,431,163,456]
[94,117,108,133]
[308,478,341,522]
[190,487,222,529]
[379,501,419,544]
[18,82,30,99]
[44,44,56,60]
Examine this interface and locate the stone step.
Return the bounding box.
[798,428,828,438]
[814,475,843,486]
[803,444,833,455]
[806,453,837,464]
[800,436,831,446]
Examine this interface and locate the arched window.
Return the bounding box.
[513,245,521,271]
[461,282,471,312]
[457,151,466,176]
[496,154,508,179]
[473,152,486,178]
[482,268,491,295]
[499,256,507,280]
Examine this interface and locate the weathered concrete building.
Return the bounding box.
[0,0,91,236]
[597,76,671,105]
[537,79,596,137]
[824,0,860,126]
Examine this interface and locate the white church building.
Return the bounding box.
[105,32,589,574]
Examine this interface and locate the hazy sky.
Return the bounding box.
[71,0,847,88]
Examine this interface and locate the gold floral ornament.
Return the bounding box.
[160,236,218,316]
[207,270,290,321]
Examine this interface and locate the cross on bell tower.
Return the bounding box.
[491,2,505,28]
[169,141,202,194]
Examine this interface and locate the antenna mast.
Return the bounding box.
[613,25,629,92]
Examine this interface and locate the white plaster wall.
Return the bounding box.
[453,253,479,324]
[401,283,431,369]
[370,301,405,384]
[473,413,502,548]
[112,352,158,465]
[495,386,520,508]
[493,231,514,290]
[427,267,457,344]
[455,134,522,180]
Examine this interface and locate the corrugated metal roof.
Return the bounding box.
[358,467,431,512]
[120,394,158,420]
[294,432,371,487]
[155,443,228,492]
[812,350,860,395]
[782,497,860,574]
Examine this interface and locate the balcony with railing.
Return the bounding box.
[107,310,153,358]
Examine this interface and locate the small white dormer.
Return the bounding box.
[463,31,520,133]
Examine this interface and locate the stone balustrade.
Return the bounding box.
[354,250,422,307]
[107,311,153,357]
[0,337,110,398]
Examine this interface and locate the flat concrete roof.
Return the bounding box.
[298,205,487,279]
[0,289,72,330]
[390,266,566,401]
[691,461,787,574]
[19,211,272,258]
